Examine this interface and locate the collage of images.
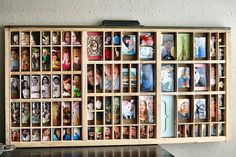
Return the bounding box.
[11,101,82,142]
[10,31,81,72]
[9,30,227,143]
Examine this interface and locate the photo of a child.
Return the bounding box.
[105,64,120,91]
[122,34,136,56]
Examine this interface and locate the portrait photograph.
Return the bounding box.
[161,64,175,92]
[52,75,61,98]
[52,48,61,71]
[194,98,207,121]
[21,47,30,71]
[11,47,19,71]
[194,36,206,59]
[11,102,20,127]
[122,33,137,60]
[21,75,30,99]
[31,102,41,126]
[31,75,40,99]
[72,101,81,126]
[31,47,40,71]
[177,66,191,90]
[42,102,51,126]
[194,64,207,90]
[11,75,20,99]
[21,102,30,127]
[178,98,190,120]
[140,64,154,92]
[62,47,71,71]
[42,31,50,45]
[32,129,41,141]
[62,75,71,98]
[139,32,155,59]
[139,96,154,124]
[62,101,71,126]
[52,31,61,45]
[161,33,175,60]
[41,75,51,98]
[11,32,19,45]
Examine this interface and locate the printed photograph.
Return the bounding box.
[88,127,95,140]
[161,64,175,92]
[52,102,61,126]
[31,47,40,71]
[52,75,61,98]
[140,64,154,92]
[73,75,81,98]
[177,66,190,90]
[11,75,20,99]
[73,101,81,126]
[21,32,30,45]
[42,75,51,98]
[178,98,190,120]
[194,98,207,120]
[52,128,61,141]
[114,126,121,139]
[11,129,20,142]
[140,126,147,138]
[123,126,129,139]
[73,128,81,140]
[194,64,207,90]
[87,32,103,61]
[42,128,50,141]
[21,75,30,99]
[62,31,71,45]
[31,32,40,45]
[62,75,71,97]
[139,32,154,59]
[11,32,19,45]
[105,97,112,124]
[62,47,71,71]
[21,129,30,142]
[21,47,30,71]
[96,127,103,140]
[122,97,137,124]
[194,36,206,59]
[11,102,20,127]
[42,102,51,126]
[63,128,71,140]
[114,96,120,124]
[21,102,30,127]
[52,32,61,45]
[11,48,19,71]
[42,47,50,71]
[72,31,81,45]
[73,47,81,71]
[161,33,175,60]
[52,47,61,71]
[31,75,40,99]
[42,32,50,45]
[122,34,136,57]
[62,101,71,126]
[139,96,154,124]
[31,102,41,126]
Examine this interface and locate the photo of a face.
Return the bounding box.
[21,32,30,45]
[52,32,60,45]
[31,47,40,71]
[96,127,103,140]
[11,48,19,71]
[32,102,40,126]
[122,34,136,56]
[21,129,30,141]
[11,32,19,45]
[11,75,20,99]
[32,129,40,141]
[131,126,137,139]
[139,96,154,124]
[62,47,71,71]
[52,102,61,126]
[62,75,71,97]
[11,102,20,127]
[62,31,71,45]
[42,47,50,71]
[42,75,51,98]
[105,127,111,140]
[105,64,120,91]
[21,102,30,127]
[42,32,50,45]
[42,102,51,126]
[21,48,30,71]
[31,32,40,45]
[11,129,20,142]
[140,126,147,138]
[161,64,175,92]
[194,64,207,90]
[31,75,40,99]
[42,128,50,141]
[52,48,61,71]
[52,75,61,98]
[62,101,71,126]
[72,31,81,45]
[149,126,155,138]
[21,75,30,99]
[88,127,95,140]
[114,126,121,139]
[161,34,175,60]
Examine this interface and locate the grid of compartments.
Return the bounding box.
[161,32,227,138]
[5,27,229,147]
[9,30,83,143]
[86,31,157,140]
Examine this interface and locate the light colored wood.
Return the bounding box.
[5,26,230,147]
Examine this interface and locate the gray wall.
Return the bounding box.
[0,0,235,156]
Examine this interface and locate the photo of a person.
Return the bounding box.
[131,127,137,139]
[32,102,40,126]
[63,101,71,126]
[21,48,30,71]
[194,64,207,90]
[31,47,40,71]
[194,98,206,120]
[42,32,50,45]
[73,101,81,125]
[52,32,60,45]
[42,102,51,126]
[105,64,120,91]
[140,126,147,138]
[62,75,71,97]
[11,102,20,126]
[73,47,81,71]
[194,36,206,58]
[73,75,81,98]
[161,34,175,60]
[21,102,30,127]
[21,75,30,99]
[123,126,129,139]
[21,32,30,45]
[42,75,51,98]
[31,76,40,99]
[140,64,154,92]
[105,127,111,140]
[96,127,103,140]
[63,128,71,140]
[11,76,20,99]
[21,129,30,141]
[178,99,190,119]
[42,47,50,70]
[52,102,61,126]
[178,67,190,89]
[52,128,61,141]
[161,64,175,92]
[122,34,136,55]
[52,75,61,98]
[87,65,103,92]
[62,31,71,45]
[114,126,121,139]
[72,31,81,45]
[139,100,148,123]
[62,47,71,71]
[73,128,81,140]
[88,127,95,140]
[11,48,19,71]
[52,48,61,71]
[31,32,40,45]
[149,126,155,138]
[11,32,19,45]
[11,129,20,142]
[42,128,50,141]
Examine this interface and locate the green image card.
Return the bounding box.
[177,33,191,60]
